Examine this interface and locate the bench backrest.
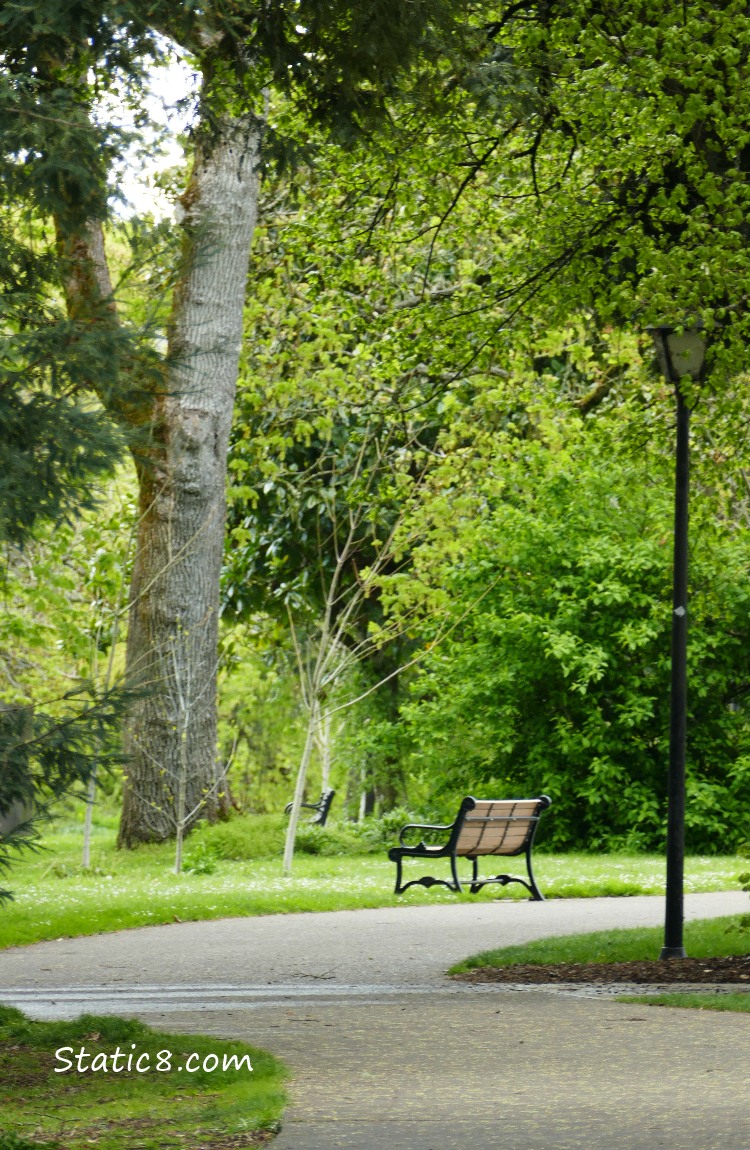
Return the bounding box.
[308,788,335,825]
[452,797,550,857]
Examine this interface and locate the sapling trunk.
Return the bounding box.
[317,710,333,791]
[283,703,319,875]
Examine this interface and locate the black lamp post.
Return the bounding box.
[647,326,706,960]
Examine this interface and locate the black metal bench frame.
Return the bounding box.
[285,787,336,827]
[388,795,551,901]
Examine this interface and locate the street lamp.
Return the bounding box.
[647,325,706,960]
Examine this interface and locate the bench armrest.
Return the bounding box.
[399,822,452,846]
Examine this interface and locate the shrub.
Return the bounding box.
[183,841,219,875]
[189,810,428,860]
[191,813,285,859]
[355,808,416,848]
[295,822,375,856]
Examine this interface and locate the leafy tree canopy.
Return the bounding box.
[437,1,750,378]
[385,412,750,851]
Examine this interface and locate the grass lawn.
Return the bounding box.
[0,816,746,949]
[0,1005,286,1149]
[449,916,750,973]
[618,993,750,1013]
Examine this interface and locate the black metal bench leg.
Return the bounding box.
[450,853,463,893]
[469,857,481,895]
[525,842,544,901]
[394,857,404,895]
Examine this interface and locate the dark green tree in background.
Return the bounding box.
[0,14,143,895]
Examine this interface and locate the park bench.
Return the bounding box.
[284,787,336,827]
[388,795,551,901]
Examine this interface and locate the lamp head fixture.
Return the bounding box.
[647,324,706,383]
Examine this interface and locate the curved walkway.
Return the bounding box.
[1,892,748,1148]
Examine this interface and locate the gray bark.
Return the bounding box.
[283,700,318,876]
[316,710,333,791]
[118,114,260,846]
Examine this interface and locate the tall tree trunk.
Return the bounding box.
[118,114,260,846]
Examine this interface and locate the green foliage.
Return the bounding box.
[0,473,136,901]
[0,1134,56,1150]
[363,1,750,382]
[225,386,417,619]
[182,841,219,875]
[5,0,750,867]
[0,20,163,538]
[0,201,131,546]
[192,813,288,860]
[0,373,122,550]
[192,811,406,859]
[498,1,750,375]
[218,627,305,813]
[292,813,418,856]
[0,475,134,699]
[223,139,478,821]
[0,687,129,902]
[242,1,750,422]
[356,808,416,848]
[736,870,750,936]
[223,93,750,841]
[222,101,494,624]
[389,421,750,852]
[328,663,415,814]
[293,822,367,856]
[237,0,478,143]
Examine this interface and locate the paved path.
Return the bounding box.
[0,892,745,993]
[1,892,749,1148]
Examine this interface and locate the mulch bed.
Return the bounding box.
[453,954,750,984]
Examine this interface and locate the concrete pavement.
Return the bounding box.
[1,892,748,1148]
[179,988,750,1150]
